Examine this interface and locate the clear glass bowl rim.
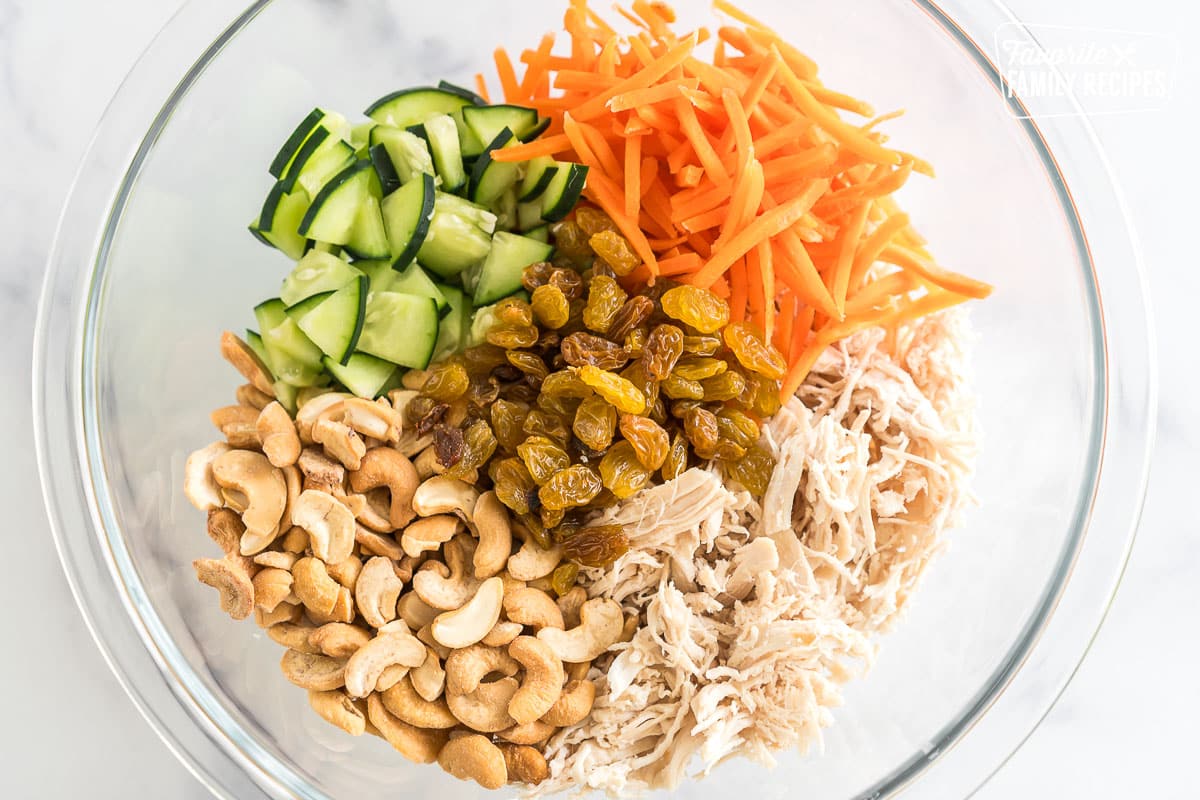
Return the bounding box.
[33,1,1157,798]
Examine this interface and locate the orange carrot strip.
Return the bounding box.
[729,258,749,322]
[680,204,727,234]
[814,163,913,217]
[648,234,689,249]
[758,241,776,339]
[494,48,521,103]
[474,73,492,104]
[791,303,815,359]
[670,182,730,222]
[762,144,839,184]
[721,88,754,172]
[805,83,875,117]
[554,70,621,92]
[716,157,764,248]
[744,242,766,330]
[624,115,654,136]
[880,288,968,329]
[561,114,599,169]
[710,275,731,299]
[639,156,658,198]
[666,139,696,174]
[678,87,725,117]
[576,119,621,178]
[755,119,818,158]
[740,49,781,115]
[489,134,574,163]
[879,244,994,299]
[571,34,697,121]
[658,252,705,276]
[598,37,620,76]
[845,271,920,315]
[609,79,698,111]
[849,211,910,289]
[625,133,642,221]
[831,201,872,315]
[775,292,796,358]
[674,96,731,186]
[742,27,819,79]
[676,164,704,188]
[687,192,818,287]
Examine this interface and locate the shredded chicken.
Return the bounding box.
[532,312,978,797]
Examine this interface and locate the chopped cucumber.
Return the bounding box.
[462,104,543,145]
[307,240,344,257]
[283,291,331,319]
[245,330,273,376]
[294,140,356,198]
[269,109,349,178]
[253,183,309,260]
[517,200,544,232]
[433,285,470,361]
[355,259,398,294]
[272,380,299,414]
[358,292,440,369]
[345,194,391,260]
[472,232,554,306]
[369,144,402,196]
[323,352,398,398]
[366,87,474,128]
[291,275,368,364]
[542,162,589,223]
[525,225,550,244]
[470,129,521,207]
[388,262,450,317]
[467,302,502,347]
[350,120,377,150]
[437,79,488,106]
[381,172,436,270]
[253,298,289,335]
[519,157,559,202]
[299,161,381,245]
[419,114,467,194]
[493,188,518,233]
[418,193,495,279]
[263,317,325,387]
[370,125,436,184]
[280,251,363,306]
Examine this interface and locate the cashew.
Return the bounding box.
[566,660,592,683]
[297,385,333,407]
[255,603,302,628]
[296,392,350,444]
[280,649,346,691]
[221,331,274,394]
[266,621,320,653]
[356,556,404,629]
[355,524,406,562]
[193,558,254,620]
[376,664,410,692]
[281,525,309,554]
[309,623,372,659]
[499,743,549,785]
[281,463,301,525]
[445,644,520,696]
[507,636,565,724]
[401,370,429,390]
[396,554,423,585]
[537,598,623,663]
[325,555,362,591]
[252,550,297,570]
[396,432,435,458]
[222,487,250,513]
[431,577,504,649]
[211,450,287,555]
[506,539,563,582]
[205,509,257,576]
[417,624,452,661]
[438,734,508,790]
[481,621,524,648]
[184,442,233,511]
[255,401,301,468]
[413,537,482,611]
[289,490,354,565]
[400,515,460,558]
[619,612,638,643]
[307,689,366,736]
[343,397,402,443]
[352,488,394,532]
[500,572,527,596]
[292,557,341,617]
[397,592,440,631]
[499,719,556,745]
[343,629,427,698]
[381,676,458,729]
[297,446,345,488]
[540,679,596,727]
[411,476,479,519]
[471,491,512,580]
[234,383,273,411]
[387,388,420,417]
[313,418,365,470]
[412,446,445,479]
[366,693,448,764]
[446,678,519,733]
[557,587,587,630]
[251,567,293,613]
[504,587,565,631]
[410,646,446,702]
[311,586,355,625]
[212,404,259,430]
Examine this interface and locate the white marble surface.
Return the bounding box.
[0,0,1193,797]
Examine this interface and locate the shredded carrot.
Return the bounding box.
[492,0,991,393]
[473,73,492,104]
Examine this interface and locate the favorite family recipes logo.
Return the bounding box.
[994,23,1176,118]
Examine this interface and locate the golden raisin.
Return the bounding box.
[724,322,787,380]
[573,395,618,452]
[506,350,549,382]
[549,268,586,301]
[582,275,627,334]
[492,457,538,515]
[744,373,784,417]
[577,365,646,415]
[683,406,720,460]
[487,324,539,349]
[589,230,641,277]
[624,327,647,359]
[701,370,746,402]
[574,206,619,237]
[523,408,571,444]
[561,332,629,370]
[421,362,469,401]
[725,446,776,496]
[661,432,689,481]
[672,357,727,381]
[619,414,670,471]
[517,435,572,485]
[550,220,592,263]
[490,400,529,451]
[540,369,593,399]
[521,261,555,293]
[606,296,655,342]
[495,297,534,328]
[444,419,497,479]
[716,408,760,449]
[682,335,721,356]
[662,373,704,400]
[550,562,580,595]
[539,465,603,510]
[562,524,630,568]
[598,441,652,499]
[531,284,570,329]
[619,361,660,414]
[643,324,685,380]
[660,285,730,334]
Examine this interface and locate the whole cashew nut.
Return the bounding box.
[499,743,550,785]
[411,476,480,519]
[506,539,563,582]
[297,446,345,489]
[355,524,407,562]
[438,734,508,790]
[430,577,504,650]
[499,719,557,745]
[366,693,449,764]
[444,644,520,696]
[380,675,458,729]
[471,491,512,580]
[355,556,404,629]
[536,598,624,663]
[343,629,427,698]
[256,603,302,629]
[307,689,366,736]
[256,401,301,468]
[349,448,419,530]
[557,587,587,630]
[221,331,275,395]
[342,397,402,443]
[211,450,287,555]
[185,442,233,512]
[481,620,524,648]
[280,649,346,691]
[507,636,565,725]
[503,587,565,631]
[540,679,596,727]
[296,393,350,445]
[313,418,366,471]
[397,591,441,631]
[267,621,320,653]
[293,557,342,618]
[237,383,274,411]
[193,558,254,620]
[309,623,372,659]
[410,646,446,702]
[252,567,293,613]
[291,490,355,565]
[445,677,519,733]
[413,537,482,611]
[400,515,461,559]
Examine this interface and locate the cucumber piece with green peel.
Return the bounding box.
[279,251,363,307]
[357,292,440,369]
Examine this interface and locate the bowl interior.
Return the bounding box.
[87,0,1100,797]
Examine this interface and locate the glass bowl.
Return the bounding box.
[34,0,1155,798]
